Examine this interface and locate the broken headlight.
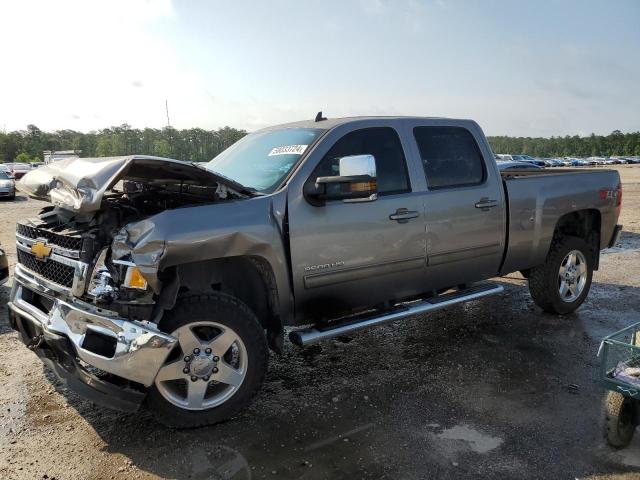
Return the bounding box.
[87,248,118,301]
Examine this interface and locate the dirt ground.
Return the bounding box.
[1,166,640,479]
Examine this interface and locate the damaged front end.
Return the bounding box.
[9,155,252,410]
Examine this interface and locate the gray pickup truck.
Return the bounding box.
[8,116,622,427]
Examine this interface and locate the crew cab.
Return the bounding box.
[8,116,622,427]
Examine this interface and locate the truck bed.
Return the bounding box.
[499,168,621,275]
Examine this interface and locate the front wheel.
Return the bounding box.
[528,236,594,314]
[146,293,268,428]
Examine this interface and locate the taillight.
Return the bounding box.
[616,183,623,218]
[600,184,623,218]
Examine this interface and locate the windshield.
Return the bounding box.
[0,171,10,179]
[206,128,324,193]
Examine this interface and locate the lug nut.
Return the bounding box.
[183,367,190,374]
[193,348,200,354]
[191,376,198,382]
[184,355,191,362]
[213,356,219,362]
[205,348,212,354]
[213,367,219,373]
[203,375,210,381]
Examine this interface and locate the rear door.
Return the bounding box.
[286,122,427,321]
[407,122,506,289]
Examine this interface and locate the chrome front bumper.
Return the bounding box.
[9,264,177,386]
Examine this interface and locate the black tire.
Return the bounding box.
[528,236,593,314]
[604,391,636,448]
[146,293,268,428]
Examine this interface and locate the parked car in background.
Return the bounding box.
[544,159,563,167]
[569,158,586,166]
[30,162,45,168]
[516,155,547,167]
[497,154,546,168]
[497,161,543,170]
[587,157,606,165]
[0,170,16,200]
[9,163,31,179]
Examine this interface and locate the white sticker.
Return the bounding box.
[268,145,308,156]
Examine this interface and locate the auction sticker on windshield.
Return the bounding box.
[268,145,308,156]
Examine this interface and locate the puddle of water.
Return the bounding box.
[434,424,504,454]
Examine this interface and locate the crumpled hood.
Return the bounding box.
[18,155,247,213]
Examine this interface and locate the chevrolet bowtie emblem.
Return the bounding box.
[31,241,52,260]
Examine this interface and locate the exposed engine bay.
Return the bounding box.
[16,156,250,322]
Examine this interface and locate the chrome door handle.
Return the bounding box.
[389,208,420,223]
[475,198,498,209]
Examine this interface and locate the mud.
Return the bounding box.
[1,165,640,479]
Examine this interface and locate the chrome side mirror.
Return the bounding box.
[304,154,378,205]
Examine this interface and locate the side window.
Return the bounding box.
[312,127,410,196]
[413,126,486,189]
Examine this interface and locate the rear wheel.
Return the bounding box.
[604,391,636,448]
[528,236,593,314]
[146,293,268,428]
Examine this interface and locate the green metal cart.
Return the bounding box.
[599,322,640,448]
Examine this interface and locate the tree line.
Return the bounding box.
[0,124,247,164]
[488,130,640,158]
[1,124,639,164]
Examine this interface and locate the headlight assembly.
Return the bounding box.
[123,265,148,290]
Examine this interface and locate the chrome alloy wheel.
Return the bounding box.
[558,250,587,303]
[154,321,248,410]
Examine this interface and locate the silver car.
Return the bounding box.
[0,170,16,200]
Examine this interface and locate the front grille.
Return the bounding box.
[16,223,82,251]
[17,249,75,288]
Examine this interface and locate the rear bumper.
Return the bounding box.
[8,264,178,411]
[608,224,623,248]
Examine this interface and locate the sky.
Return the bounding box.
[0,0,638,137]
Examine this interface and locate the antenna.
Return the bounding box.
[165,99,171,127]
[315,111,327,122]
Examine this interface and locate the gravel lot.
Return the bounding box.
[1,166,640,480]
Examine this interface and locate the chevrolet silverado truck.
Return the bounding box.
[8,116,622,427]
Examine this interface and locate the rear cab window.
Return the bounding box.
[413,126,486,189]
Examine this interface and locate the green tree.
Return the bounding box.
[15,152,31,163]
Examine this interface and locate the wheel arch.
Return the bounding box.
[157,255,284,352]
[551,209,602,269]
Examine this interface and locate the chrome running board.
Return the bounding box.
[289,283,503,347]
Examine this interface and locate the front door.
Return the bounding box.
[287,126,426,321]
